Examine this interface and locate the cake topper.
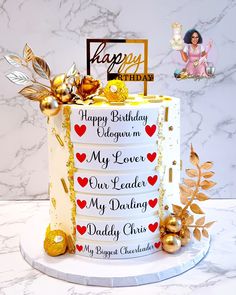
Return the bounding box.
[170,23,215,80]
[86,39,154,96]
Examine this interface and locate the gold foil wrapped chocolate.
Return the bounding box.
[103,80,128,103]
[44,229,67,256]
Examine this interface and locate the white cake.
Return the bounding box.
[47,94,180,259]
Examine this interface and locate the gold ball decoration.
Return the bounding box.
[179,228,191,246]
[103,80,128,103]
[40,95,61,117]
[165,215,182,233]
[162,233,181,253]
[44,229,67,256]
[54,83,73,103]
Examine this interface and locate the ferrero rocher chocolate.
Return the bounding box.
[40,95,61,116]
[103,80,128,102]
[44,229,67,256]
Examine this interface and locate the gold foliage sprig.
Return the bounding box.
[4,44,102,105]
[173,145,216,241]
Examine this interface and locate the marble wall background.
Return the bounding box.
[0,0,235,200]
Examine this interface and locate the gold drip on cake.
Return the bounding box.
[63,106,76,250]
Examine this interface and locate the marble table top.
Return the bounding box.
[0,200,235,295]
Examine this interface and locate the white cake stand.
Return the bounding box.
[20,211,210,287]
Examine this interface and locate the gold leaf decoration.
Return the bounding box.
[183,178,196,187]
[193,228,201,241]
[195,216,205,226]
[190,144,199,166]
[196,192,209,201]
[179,184,193,197]
[67,235,75,254]
[204,221,215,228]
[202,228,209,238]
[172,204,182,216]
[202,171,215,179]
[19,84,51,101]
[67,62,77,77]
[190,203,204,214]
[185,215,194,226]
[201,161,213,170]
[185,169,198,178]
[4,55,22,67]
[6,71,30,85]
[200,180,216,190]
[180,193,188,205]
[23,44,34,62]
[32,56,51,79]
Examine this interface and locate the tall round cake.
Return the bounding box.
[48,94,180,259]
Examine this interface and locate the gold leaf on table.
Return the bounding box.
[6,71,30,85]
[193,228,201,241]
[201,161,213,170]
[190,203,204,214]
[196,192,209,201]
[190,144,199,167]
[185,169,198,178]
[172,204,183,216]
[202,228,209,238]
[204,221,216,228]
[4,55,22,67]
[23,44,34,62]
[179,184,193,197]
[32,56,51,79]
[19,84,51,101]
[183,178,196,187]
[202,171,215,179]
[185,215,194,226]
[180,193,188,205]
[200,180,216,190]
[195,216,205,226]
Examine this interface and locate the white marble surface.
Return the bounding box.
[0,199,236,294]
[0,0,236,200]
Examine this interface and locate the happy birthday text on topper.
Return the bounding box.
[86,39,154,96]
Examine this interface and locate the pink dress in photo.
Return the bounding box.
[184,44,207,76]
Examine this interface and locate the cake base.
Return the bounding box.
[20,211,210,287]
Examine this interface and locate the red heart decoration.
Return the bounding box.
[148,198,158,208]
[148,222,158,232]
[145,124,156,137]
[77,177,88,187]
[76,153,86,163]
[76,244,83,252]
[74,124,86,137]
[147,152,157,162]
[147,175,158,186]
[76,225,87,235]
[77,199,87,209]
[154,241,161,249]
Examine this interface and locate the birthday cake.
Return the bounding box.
[47,94,180,259]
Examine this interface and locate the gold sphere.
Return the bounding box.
[179,228,191,246]
[51,74,66,90]
[40,95,61,116]
[54,83,73,103]
[162,233,181,253]
[44,229,67,256]
[165,215,182,233]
